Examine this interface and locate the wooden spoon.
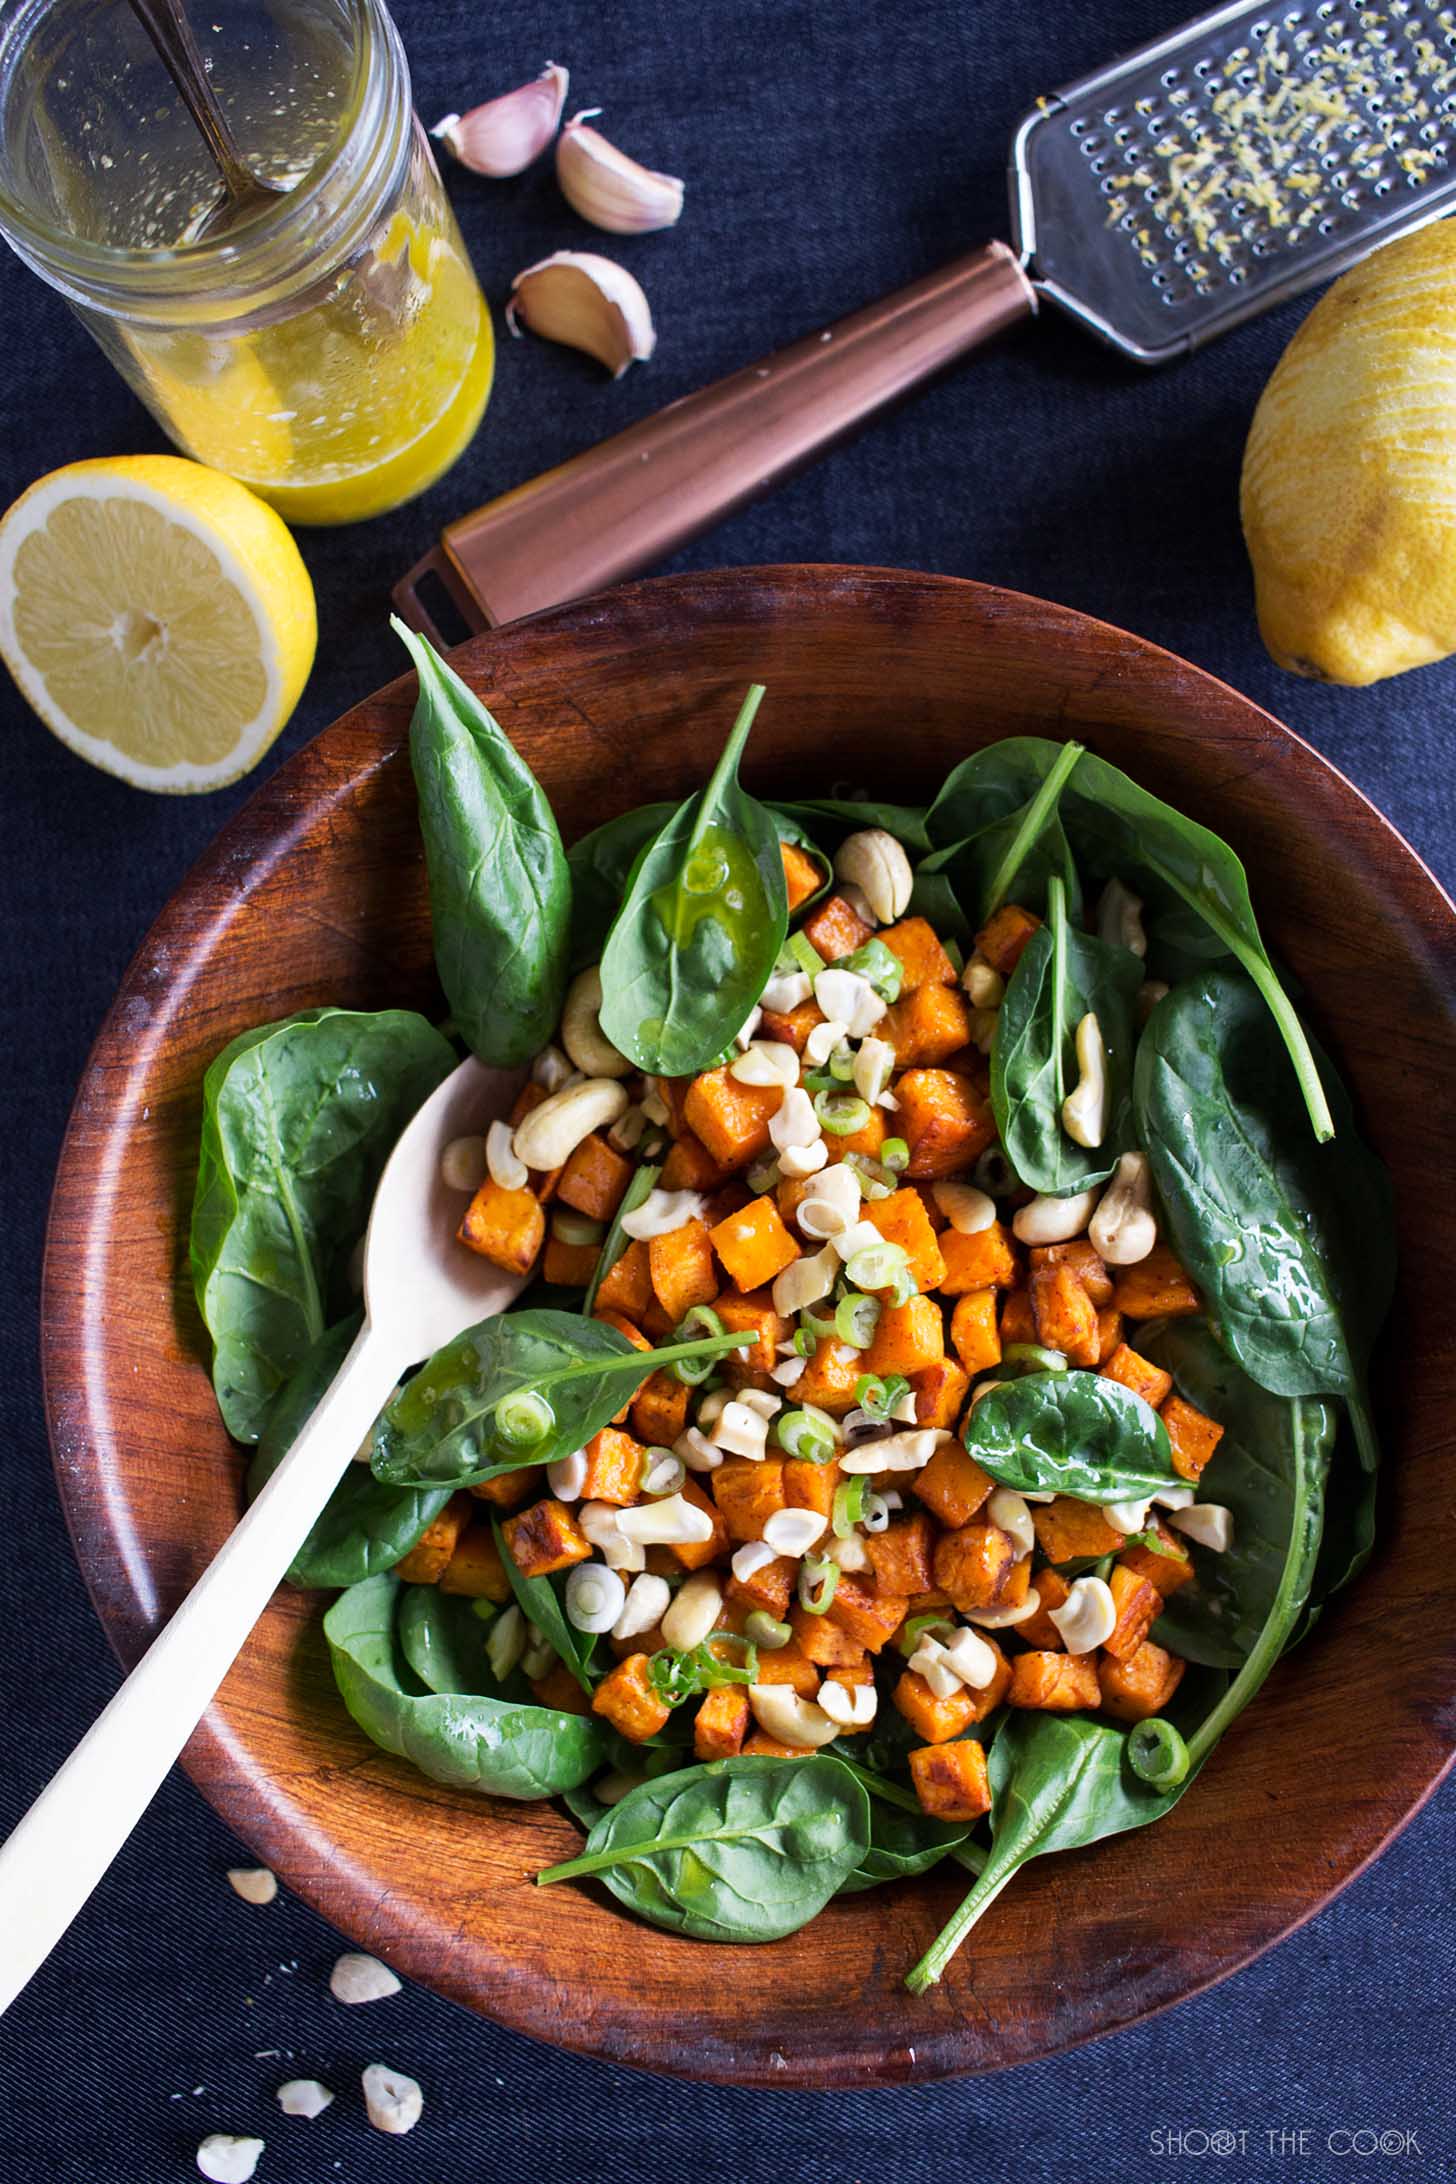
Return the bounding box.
[0,1054,522,2014]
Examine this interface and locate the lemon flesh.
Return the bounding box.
[1241,219,1456,687]
[0,455,316,791]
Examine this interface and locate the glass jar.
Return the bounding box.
[0,0,494,523]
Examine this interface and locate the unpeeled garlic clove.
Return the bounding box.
[507,252,655,377]
[555,110,684,233]
[432,62,569,178]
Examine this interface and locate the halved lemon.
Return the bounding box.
[0,455,316,792]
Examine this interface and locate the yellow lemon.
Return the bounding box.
[0,455,316,792]
[1242,219,1456,686]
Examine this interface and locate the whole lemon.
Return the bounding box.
[1241,218,1456,686]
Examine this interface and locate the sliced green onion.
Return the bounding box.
[896,1611,956,1658]
[832,1476,868,1536]
[835,1292,880,1349]
[841,938,903,1003]
[493,1388,555,1455]
[793,1327,818,1359]
[815,1090,871,1138]
[775,1408,837,1464]
[845,1240,910,1293]
[854,1372,889,1415]
[744,1610,792,1651]
[888,1265,918,1308]
[880,1137,910,1173]
[746,1154,781,1195]
[798,1554,840,1615]
[788,930,825,977]
[1002,1342,1069,1376]
[640,1446,686,1496]
[551,1208,606,1247]
[1127,1717,1190,1790]
[828,1046,856,1083]
[844,1152,897,1200]
[672,1304,726,1384]
[801,1305,838,1341]
[802,1068,837,1095]
[470,1598,499,1624]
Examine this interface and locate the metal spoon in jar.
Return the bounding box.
[125,0,288,238]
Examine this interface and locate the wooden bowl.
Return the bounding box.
[41,566,1456,2086]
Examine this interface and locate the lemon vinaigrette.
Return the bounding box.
[0,0,493,525]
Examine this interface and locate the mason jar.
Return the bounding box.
[0,0,494,523]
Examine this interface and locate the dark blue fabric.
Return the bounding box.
[1,0,1452,2177]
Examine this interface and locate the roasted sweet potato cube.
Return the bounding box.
[530,1662,594,1717]
[1100,1341,1173,1410]
[592,1652,672,1743]
[543,1234,600,1289]
[648,1218,719,1325]
[694,1683,751,1761]
[792,1336,865,1414]
[703,1180,753,1228]
[1009,1650,1101,1711]
[1112,1245,1201,1319]
[822,1103,888,1168]
[752,1639,821,1696]
[1096,1306,1124,1364]
[1117,1517,1195,1597]
[1104,1563,1161,1661]
[913,1440,993,1528]
[581,1426,645,1507]
[1000,1287,1036,1344]
[668,1477,731,1571]
[866,1510,938,1596]
[394,1496,470,1584]
[558,1131,634,1221]
[1162,1394,1226,1483]
[758,998,826,1053]
[710,1197,800,1292]
[715,1287,792,1382]
[631,1369,691,1448]
[1031,1497,1124,1565]
[784,1455,841,1520]
[742,1732,815,1758]
[866,1294,945,1377]
[824,1573,908,1652]
[800,892,874,962]
[1030,1262,1101,1368]
[594,1237,653,1320]
[724,1552,795,1617]
[879,914,958,992]
[893,1669,982,1745]
[789,1605,866,1668]
[934,1521,1020,1611]
[938,1218,1019,1292]
[909,1738,993,1822]
[437,1521,511,1601]
[883,981,973,1066]
[1029,1238,1114,1305]
[827,1660,875,1692]
[1016,1565,1072,1649]
[712,1455,788,1542]
[974,902,1042,976]
[862,1188,946,1292]
[659,1129,729,1193]
[950,1288,1002,1374]
[912,1357,971,1430]
[897,1069,996,1179]
[502,1496,592,1578]
[468,1464,542,1511]
[457,1177,545,1276]
[682,1066,782,1170]
[780,839,824,912]
[1099,1638,1187,1723]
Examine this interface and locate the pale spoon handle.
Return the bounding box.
[0,1321,403,2014]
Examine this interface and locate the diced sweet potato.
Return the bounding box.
[724,1552,795,1617]
[581,1426,645,1507]
[974,902,1042,976]
[950,1288,1002,1374]
[752,1639,821,1696]
[866,1294,946,1377]
[895,1632,1011,1739]
[862,1188,946,1292]
[712,1456,789,1542]
[1112,1245,1201,1319]
[1030,1498,1124,1565]
[913,1440,993,1529]
[893,1669,982,1745]
[912,1357,971,1430]
[1009,1650,1101,1711]
[824,1573,909,1652]
[896,1069,996,1179]
[1030,1262,1101,1368]
[743,1732,815,1758]
[530,1662,594,1716]
[631,1369,691,1448]
[502,1496,592,1578]
[800,892,874,962]
[883,982,973,1066]
[1104,1563,1161,1661]
[457,1178,545,1277]
[592,1653,672,1743]
[780,839,824,913]
[468,1464,542,1511]
[1000,1287,1036,1344]
[938,1218,1020,1292]
[827,1660,875,1690]
[710,1197,800,1292]
[668,1477,732,1571]
[594,1237,653,1320]
[1029,1238,1113,1305]
[789,1605,866,1668]
[879,915,958,992]
[438,1521,511,1601]
[758,998,826,1053]
[792,1337,865,1414]
[1099,1638,1187,1723]
[394,1496,470,1584]
[714,1287,792,1382]
[694,1682,751,1760]
[784,1455,841,1519]
[822,1102,888,1167]
[1096,1306,1124,1365]
[934,1521,1020,1611]
[909,1738,992,1821]
[1162,1394,1226,1483]
[543,1234,599,1289]
[999,1554,1034,1613]
[659,1130,729,1193]
[1016,1565,1072,1649]
[648,1218,719,1324]
[866,1510,937,1596]
[1117,1517,1195,1597]
[682,1065,782,1170]
[558,1132,633,1221]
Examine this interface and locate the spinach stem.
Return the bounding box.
[982,740,1084,914]
[1047,874,1068,1111]
[903,1853,1020,1992]
[538,1812,773,1885]
[583,1158,662,1316]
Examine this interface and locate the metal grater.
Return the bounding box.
[396,0,1456,636]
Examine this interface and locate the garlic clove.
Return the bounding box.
[507,252,656,378]
[432,63,569,178]
[556,110,684,234]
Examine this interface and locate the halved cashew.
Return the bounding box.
[834,828,912,924]
[1089,1150,1157,1265]
[1169,1502,1234,1552]
[1061,1010,1107,1148]
[1049,1575,1116,1655]
[1097,876,1147,958]
[986,1486,1035,1556]
[486,1117,528,1190]
[962,957,1005,1008]
[818,1678,878,1729]
[730,1040,801,1089]
[513,1076,629,1169]
[933,1179,996,1234]
[661,1570,724,1650]
[1012,1185,1100,1245]
[560,967,631,1077]
[748,1684,839,1748]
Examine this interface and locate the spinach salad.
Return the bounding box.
[187,628,1393,1992]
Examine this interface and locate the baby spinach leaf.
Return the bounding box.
[190,1006,454,1442]
[991,875,1143,1195]
[567,801,677,973]
[324,1575,605,1799]
[395,620,570,1068]
[920,739,1087,931]
[246,1318,452,1590]
[491,1515,597,1696]
[840,1800,973,1894]
[598,686,789,1075]
[397,1582,501,1695]
[924,738,1072,851]
[536,1755,870,1941]
[963,1371,1178,1503]
[583,1157,662,1315]
[1135,970,1395,1400]
[770,797,931,854]
[371,1308,749,1489]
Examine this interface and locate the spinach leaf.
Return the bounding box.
[397,1582,501,1694]
[598,687,789,1074]
[770,797,931,854]
[536,1755,870,1941]
[583,1157,662,1316]
[963,1371,1178,1503]
[991,875,1143,1194]
[246,1318,451,1589]
[395,620,570,1068]
[324,1575,605,1798]
[371,1308,749,1489]
[840,1799,972,1894]
[492,1514,597,1696]
[913,809,1083,943]
[567,801,677,974]
[1135,970,1395,1399]
[190,1006,454,1442]
[925,738,1075,850]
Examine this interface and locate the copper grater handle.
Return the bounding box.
[394,241,1036,636]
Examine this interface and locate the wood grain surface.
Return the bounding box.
[39,566,1456,2085]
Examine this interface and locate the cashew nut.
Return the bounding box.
[1061,1010,1108,1148]
[730,1039,801,1089]
[748,1683,839,1748]
[833,828,913,924]
[986,1486,1035,1556]
[933,1179,996,1234]
[963,1590,1043,1629]
[487,1603,527,1679]
[512,1075,628,1170]
[762,1506,828,1556]
[486,1117,529,1190]
[838,1427,948,1474]
[778,1139,828,1180]
[1089,1151,1158,1265]
[818,1677,878,1729]
[532,1042,573,1090]
[772,1241,839,1316]
[795,1162,863,1239]
[1097,876,1147,959]
[1012,1185,1100,1245]
[619,1186,708,1240]
[1048,1574,1117,1655]
[615,1492,716,1545]
[660,1570,724,1650]
[962,957,1005,1008]
[612,1571,671,1640]
[560,966,631,1078]
[1169,1502,1235,1552]
[769,1085,822,1153]
[813,965,886,1038]
[852,1035,896,1106]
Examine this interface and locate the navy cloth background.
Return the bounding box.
[1,1,1452,2178]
